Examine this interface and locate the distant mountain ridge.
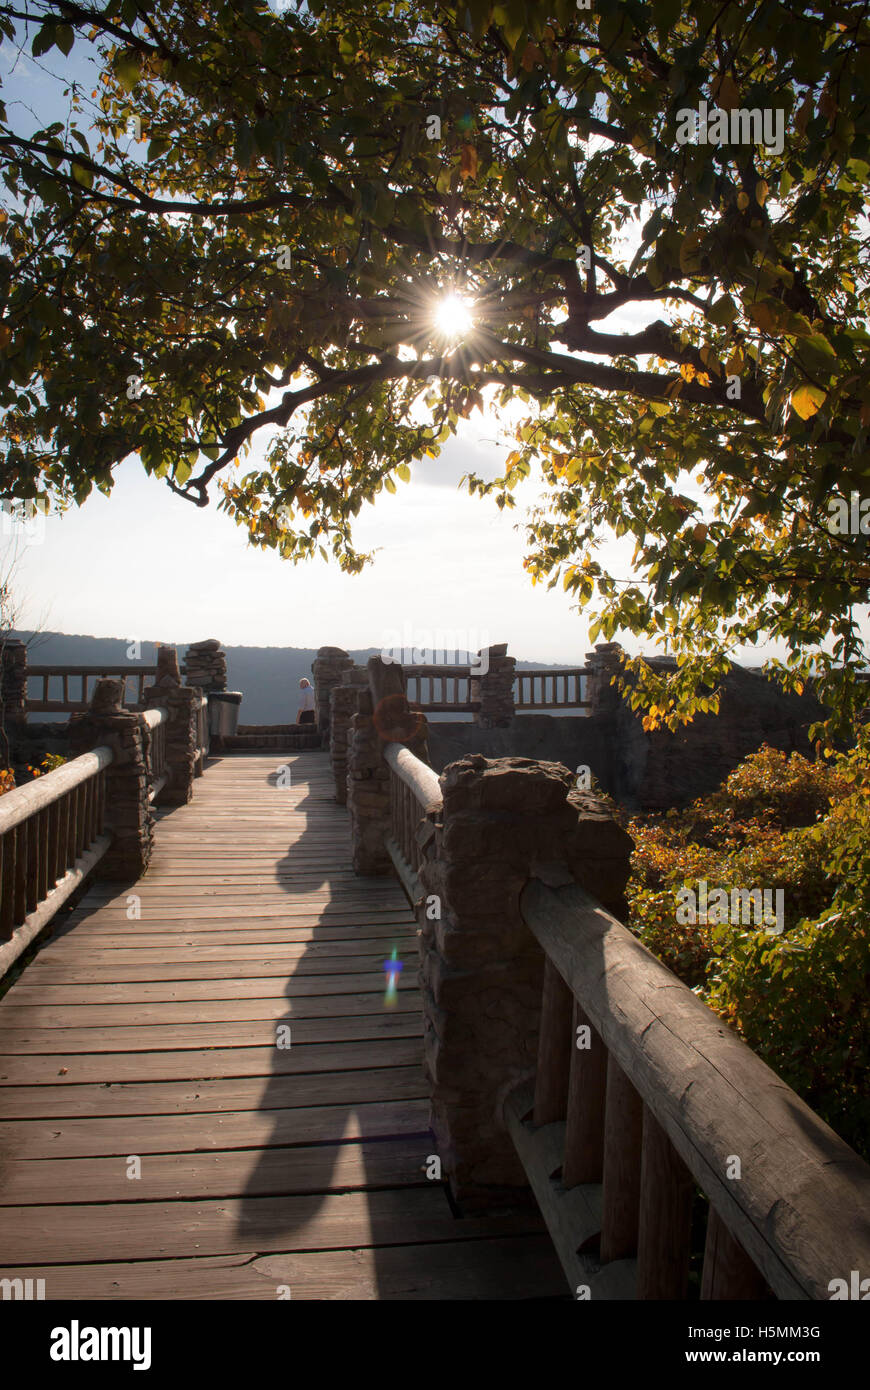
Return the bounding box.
[13,631,588,724]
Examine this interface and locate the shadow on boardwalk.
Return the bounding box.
[233,763,439,1295]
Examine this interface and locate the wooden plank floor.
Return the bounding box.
[0,752,565,1299]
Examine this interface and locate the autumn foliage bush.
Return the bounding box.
[624,744,869,1159]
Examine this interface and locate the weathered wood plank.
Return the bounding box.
[0,1011,423,1052]
[6,973,417,1005]
[0,1097,432,1161]
[0,1137,433,1204]
[0,1064,427,1119]
[0,1235,566,1300]
[0,1038,424,1086]
[0,1186,548,1264]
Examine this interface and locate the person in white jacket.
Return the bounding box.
[296,678,316,726]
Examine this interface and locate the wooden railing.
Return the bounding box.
[383,741,442,902]
[372,735,870,1301]
[142,707,168,803]
[403,664,479,714]
[193,693,210,773]
[514,667,590,711]
[514,879,870,1300]
[27,665,158,713]
[0,747,112,972]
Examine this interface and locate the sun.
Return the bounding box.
[434,293,474,340]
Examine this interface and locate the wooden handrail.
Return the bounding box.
[0,747,113,835]
[517,877,870,1301]
[26,665,159,676]
[26,665,158,712]
[514,667,591,710]
[142,707,168,803]
[382,741,442,904]
[383,741,442,814]
[0,748,113,960]
[403,665,479,714]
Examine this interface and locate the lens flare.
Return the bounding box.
[434,293,474,339]
[383,947,403,1006]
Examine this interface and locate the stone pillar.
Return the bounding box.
[312,646,354,741]
[144,645,200,807]
[329,666,368,804]
[585,642,624,717]
[417,754,633,1209]
[69,678,154,880]
[182,639,227,692]
[0,637,27,730]
[347,655,429,874]
[472,643,516,727]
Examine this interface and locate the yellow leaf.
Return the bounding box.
[755,179,769,206]
[459,144,478,180]
[790,384,826,420]
[737,190,750,211]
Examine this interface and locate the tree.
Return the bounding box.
[1,0,868,729]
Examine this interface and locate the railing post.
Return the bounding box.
[68,678,154,879]
[144,645,200,806]
[347,655,428,875]
[417,754,632,1208]
[182,638,227,693]
[471,643,515,727]
[311,646,353,743]
[329,666,368,804]
[585,642,624,717]
[0,637,27,746]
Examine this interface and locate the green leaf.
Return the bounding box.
[708,295,737,326]
[31,24,56,58]
[54,24,74,56]
[113,51,142,93]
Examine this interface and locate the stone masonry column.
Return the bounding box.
[417,754,633,1209]
[312,646,354,741]
[471,643,516,727]
[585,641,624,717]
[69,678,154,880]
[182,639,227,692]
[0,637,27,732]
[144,645,200,807]
[329,666,368,804]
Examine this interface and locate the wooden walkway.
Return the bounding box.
[0,752,564,1299]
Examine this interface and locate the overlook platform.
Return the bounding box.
[0,751,565,1300]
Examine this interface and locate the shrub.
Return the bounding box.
[624,742,869,1158]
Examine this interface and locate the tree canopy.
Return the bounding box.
[1,0,869,728]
